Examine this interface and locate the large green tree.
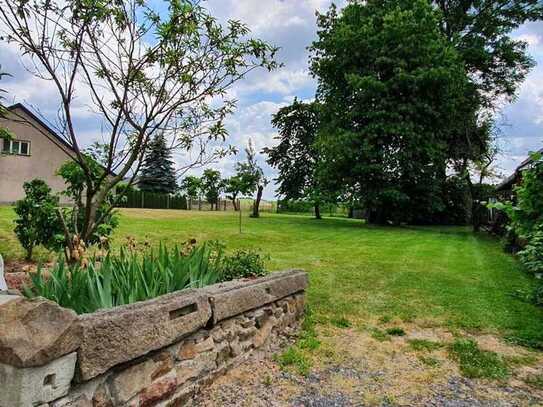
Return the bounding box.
[0,0,277,245]
[310,0,472,223]
[138,134,178,194]
[201,169,224,210]
[179,175,203,209]
[266,99,325,219]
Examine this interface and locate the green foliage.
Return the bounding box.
[218,248,268,281]
[385,327,406,336]
[419,355,441,367]
[525,374,543,389]
[518,225,543,276]
[24,242,223,314]
[407,339,443,352]
[179,176,203,199]
[448,339,509,380]
[310,0,473,224]
[370,328,390,342]
[138,133,178,194]
[331,316,352,328]
[200,169,223,206]
[57,157,119,245]
[275,346,311,376]
[266,99,326,218]
[490,154,543,303]
[14,180,62,260]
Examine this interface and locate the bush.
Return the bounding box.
[14,179,62,260]
[24,242,223,314]
[57,159,119,246]
[518,225,543,276]
[219,248,268,281]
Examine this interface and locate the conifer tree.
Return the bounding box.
[138,134,178,194]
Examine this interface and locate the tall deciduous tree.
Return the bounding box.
[179,175,202,209]
[0,0,278,246]
[201,169,223,210]
[310,0,472,224]
[266,99,325,219]
[138,134,178,194]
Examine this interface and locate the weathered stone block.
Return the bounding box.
[0,352,76,407]
[177,336,215,361]
[77,289,211,381]
[175,351,217,385]
[206,269,308,323]
[0,296,79,367]
[110,361,148,404]
[138,375,177,407]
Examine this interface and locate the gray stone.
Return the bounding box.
[77,288,212,381]
[0,296,79,367]
[0,254,6,291]
[206,269,308,323]
[0,352,76,407]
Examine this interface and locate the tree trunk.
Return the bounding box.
[252,185,263,218]
[314,203,322,220]
[348,207,354,218]
[25,245,33,261]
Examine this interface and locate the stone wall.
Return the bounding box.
[0,270,308,407]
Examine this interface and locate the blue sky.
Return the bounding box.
[1,0,542,199]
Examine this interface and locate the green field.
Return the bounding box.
[1,206,542,346]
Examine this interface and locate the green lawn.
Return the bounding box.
[1,206,542,346]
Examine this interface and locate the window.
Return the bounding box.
[1,139,31,156]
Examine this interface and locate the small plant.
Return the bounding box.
[407,339,443,352]
[14,179,63,260]
[448,339,509,380]
[379,315,392,324]
[419,355,441,367]
[262,374,273,386]
[385,327,406,336]
[370,328,390,342]
[275,346,311,376]
[331,316,352,328]
[219,248,268,281]
[525,373,543,389]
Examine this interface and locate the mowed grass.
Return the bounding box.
[1,206,543,346]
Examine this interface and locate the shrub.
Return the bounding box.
[24,242,223,314]
[14,179,62,260]
[57,158,119,247]
[518,225,543,276]
[219,248,268,281]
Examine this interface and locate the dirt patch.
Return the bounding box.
[192,321,543,406]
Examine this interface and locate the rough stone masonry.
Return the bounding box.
[0,269,308,407]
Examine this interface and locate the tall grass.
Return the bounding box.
[24,243,223,314]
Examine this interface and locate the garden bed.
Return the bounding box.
[0,269,308,406]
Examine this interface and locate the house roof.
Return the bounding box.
[6,103,77,154]
[5,103,117,177]
[496,147,543,191]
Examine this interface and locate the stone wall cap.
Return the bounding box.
[76,288,212,381]
[206,269,308,323]
[0,296,79,367]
